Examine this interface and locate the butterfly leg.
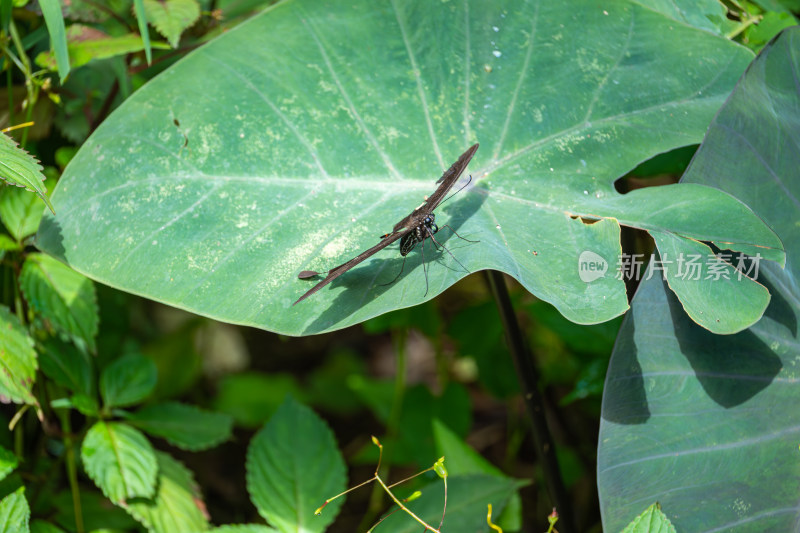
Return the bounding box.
[379,254,409,287]
[429,231,471,274]
[421,234,429,297]
[438,224,479,244]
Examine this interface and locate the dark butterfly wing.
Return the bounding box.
[294,143,479,305]
[392,143,479,233]
[293,230,407,305]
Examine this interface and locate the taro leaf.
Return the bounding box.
[124,401,233,451]
[0,305,37,405]
[246,397,345,533]
[19,253,98,352]
[598,28,800,532]
[124,451,209,533]
[36,0,780,335]
[633,0,729,35]
[81,421,158,504]
[0,133,53,215]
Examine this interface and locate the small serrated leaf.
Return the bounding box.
[246,397,346,533]
[209,526,279,533]
[0,132,54,214]
[0,234,20,261]
[100,353,157,409]
[38,338,94,397]
[124,402,233,451]
[0,486,30,533]
[621,503,676,533]
[142,0,201,48]
[50,485,139,531]
[124,451,209,532]
[29,518,65,533]
[0,304,37,405]
[81,421,158,503]
[0,446,19,483]
[19,253,98,353]
[0,177,55,242]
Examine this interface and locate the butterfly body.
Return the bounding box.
[400,214,438,256]
[294,143,479,305]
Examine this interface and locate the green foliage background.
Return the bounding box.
[0,1,797,532]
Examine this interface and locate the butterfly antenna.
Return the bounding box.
[438,174,473,208]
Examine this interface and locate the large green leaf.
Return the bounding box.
[81,421,158,504]
[0,305,37,405]
[246,397,346,533]
[598,27,800,532]
[37,0,779,335]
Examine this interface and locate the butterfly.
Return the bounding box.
[294,143,479,305]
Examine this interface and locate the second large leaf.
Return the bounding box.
[37,0,757,335]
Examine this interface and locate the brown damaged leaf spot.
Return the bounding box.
[569,214,602,225]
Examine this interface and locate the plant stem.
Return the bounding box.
[374,475,439,532]
[60,410,85,533]
[360,327,409,529]
[5,64,12,126]
[484,270,575,533]
[7,20,34,146]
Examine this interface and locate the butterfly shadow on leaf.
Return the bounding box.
[300,184,487,334]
